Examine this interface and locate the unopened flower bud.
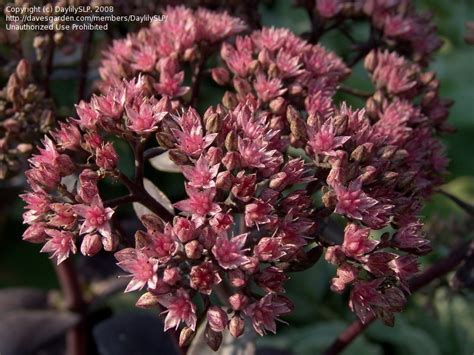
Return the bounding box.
[168,149,189,165]
[222,91,238,109]
[351,144,368,162]
[379,145,397,160]
[288,83,303,96]
[229,315,245,338]
[211,67,230,85]
[269,97,286,114]
[205,325,223,351]
[102,233,118,252]
[248,59,260,74]
[228,293,249,310]
[23,223,48,243]
[183,46,197,62]
[179,327,195,347]
[163,267,181,285]
[233,77,252,95]
[207,306,228,332]
[229,269,247,287]
[393,149,409,162]
[205,113,221,133]
[136,291,161,308]
[258,49,271,65]
[364,50,377,72]
[420,71,436,86]
[15,59,30,83]
[381,171,399,186]
[287,105,307,142]
[240,256,259,274]
[365,97,379,120]
[185,240,203,259]
[206,147,223,166]
[322,189,337,209]
[16,143,33,154]
[80,233,102,256]
[156,132,176,149]
[225,130,238,151]
[216,171,233,191]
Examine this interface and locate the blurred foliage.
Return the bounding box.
[0,0,473,354]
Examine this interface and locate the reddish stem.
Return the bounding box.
[323,240,472,355]
[54,259,87,355]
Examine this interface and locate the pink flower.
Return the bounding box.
[392,222,431,255]
[212,233,249,270]
[333,180,378,220]
[181,155,219,188]
[172,217,196,243]
[131,45,157,72]
[159,290,197,331]
[349,280,385,323]
[342,224,378,258]
[308,119,350,156]
[255,267,287,293]
[254,237,285,262]
[41,229,77,264]
[331,263,358,293]
[125,98,167,133]
[245,294,292,335]
[91,89,125,121]
[244,200,273,228]
[115,248,159,292]
[174,185,220,220]
[389,255,419,280]
[253,74,287,102]
[147,228,178,260]
[75,100,100,129]
[49,203,77,229]
[52,121,82,150]
[173,111,217,157]
[190,261,222,294]
[73,196,114,239]
[95,142,119,170]
[154,57,190,97]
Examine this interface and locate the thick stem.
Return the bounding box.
[54,259,87,355]
[133,141,146,188]
[104,194,138,208]
[118,172,173,222]
[323,240,472,355]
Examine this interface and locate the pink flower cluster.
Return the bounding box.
[318,50,450,325]
[213,27,350,127]
[118,98,316,340]
[99,6,246,99]
[315,0,442,63]
[22,77,171,263]
[20,5,452,348]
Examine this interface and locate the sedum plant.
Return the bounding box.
[19,3,456,352]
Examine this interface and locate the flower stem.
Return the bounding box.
[54,258,87,355]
